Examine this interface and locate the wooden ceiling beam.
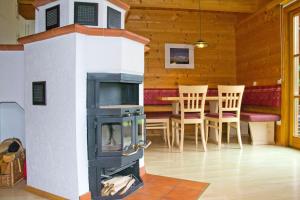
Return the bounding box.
[238,0,294,25]
[123,0,258,13]
[17,0,293,21]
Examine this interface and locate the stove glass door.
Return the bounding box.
[122,119,133,150]
[98,116,134,154]
[102,123,122,152]
[136,114,146,144]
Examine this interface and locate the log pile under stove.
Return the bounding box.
[101,175,136,197]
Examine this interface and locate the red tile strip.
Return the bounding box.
[0,45,24,51]
[125,174,209,200]
[108,0,130,11]
[79,192,91,200]
[18,24,150,45]
[34,0,57,7]
[140,166,146,177]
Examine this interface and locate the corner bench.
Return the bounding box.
[144,85,281,146]
[240,85,281,145]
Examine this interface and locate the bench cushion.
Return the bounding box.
[144,88,218,105]
[240,112,280,122]
[145,85,281,107]
[144,89,178,105]
[146,112,172,119]
[242,85,281,108]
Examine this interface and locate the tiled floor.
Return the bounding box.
[125,174,209,200]
[0,173,208,200]
[1,136,300,200]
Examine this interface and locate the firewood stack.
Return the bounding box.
[101,175,136,196]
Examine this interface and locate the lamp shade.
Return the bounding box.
[194,40,208,48]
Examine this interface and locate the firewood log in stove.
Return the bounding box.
[119,178,136,195]
[101,175,135,196]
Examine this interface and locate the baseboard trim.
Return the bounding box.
[25,168,146,200]
[25,185,67,200]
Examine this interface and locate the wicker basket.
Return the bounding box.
[0,138,25,187]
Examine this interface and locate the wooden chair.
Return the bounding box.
[171,85,208,152]
[146,112,171,148]
[205,85,245,150]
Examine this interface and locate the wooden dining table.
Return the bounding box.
[159,96,219,114]
[158,96,219,143]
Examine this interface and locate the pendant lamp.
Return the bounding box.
[194,0,208,48]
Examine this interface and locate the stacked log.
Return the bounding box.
[101,175,136,196]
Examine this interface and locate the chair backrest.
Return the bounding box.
[179,85,208,118]
[218,85,245,117]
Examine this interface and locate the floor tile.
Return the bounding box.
[125,174,209,200]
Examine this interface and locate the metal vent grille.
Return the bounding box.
[46,5,60,30]
[107,7,121,29]
[74,2,98,26]
[32,82,46,105]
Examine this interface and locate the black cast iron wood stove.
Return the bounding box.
[87,73,150,200]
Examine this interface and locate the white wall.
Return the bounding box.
[76,34,144,75]
[24,34,79,200]
[35,0,125,33]
[74,33,89,196]
[0,0,35,44]
[121,39,145,75]
[0,103,25,145]
[0,51,25,108]
[0,42,26,148]
[24,32,145,199]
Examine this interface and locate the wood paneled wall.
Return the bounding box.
[236,6,281,86]
[126,9,238,88]
[235,5,282,144]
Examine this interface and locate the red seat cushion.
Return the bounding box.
[171,112,201,119]
[205,113,236,118]
[240,112,280,122]
[207,89,218,96]
[146,112,172,119]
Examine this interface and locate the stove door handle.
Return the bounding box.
[122,148,139,157]
[138,140,152,149]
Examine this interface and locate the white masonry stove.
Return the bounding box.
[0,0,150,199]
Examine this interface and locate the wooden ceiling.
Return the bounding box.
[124,0,268,13]
[18,0,273,20]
